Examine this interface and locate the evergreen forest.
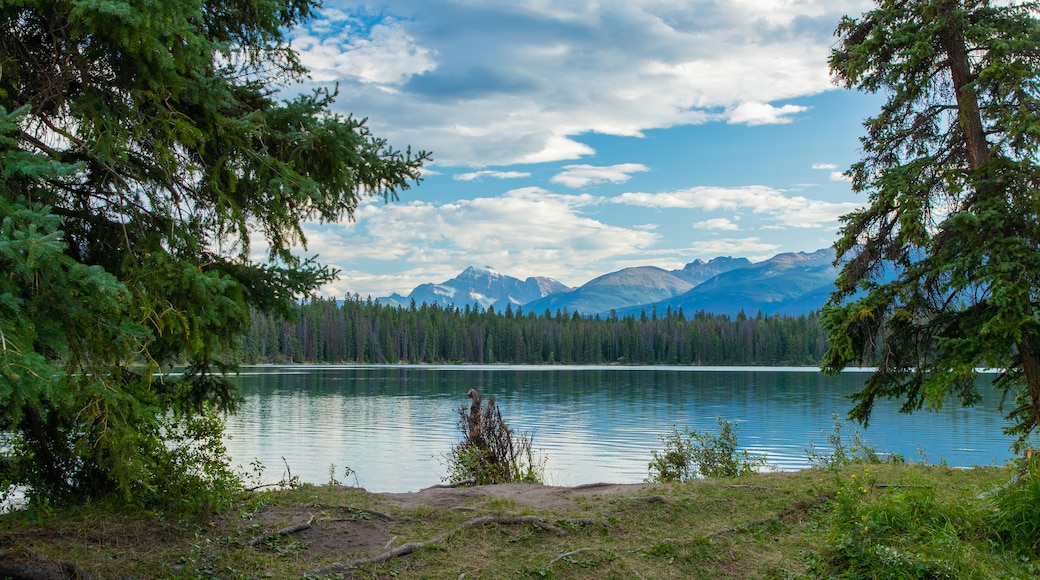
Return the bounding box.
[238,296,830,366]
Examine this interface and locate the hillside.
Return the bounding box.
[618,249,837,318]
[380,266,569,311]
[378,250,834,317]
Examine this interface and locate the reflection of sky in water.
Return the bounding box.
[222,366,1015,493]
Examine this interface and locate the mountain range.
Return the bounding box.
[377,248,839,317]
[379,266,569,311]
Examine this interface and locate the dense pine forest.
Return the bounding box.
[238,296,830,366]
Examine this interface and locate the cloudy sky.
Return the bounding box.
[280,0,884,298]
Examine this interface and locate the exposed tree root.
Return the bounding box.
[304,515,592,575]
[247,515,314,547]
[559,518,609,528]
[364,509,398,521]
[423,478,476,489]
[306,504,399,522]
[570,482,615,489]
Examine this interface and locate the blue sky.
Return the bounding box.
[277,0,884,298]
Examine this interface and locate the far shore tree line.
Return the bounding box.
[237,296,831,366]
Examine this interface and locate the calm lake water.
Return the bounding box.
[222,365,1015,493]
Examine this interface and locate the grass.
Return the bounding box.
[0,462,1032,578]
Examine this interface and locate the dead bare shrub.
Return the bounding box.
[443,390,543,485]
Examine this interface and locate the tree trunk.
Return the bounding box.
[1018,334,1040,437]
[938,1,990,170]
[23,406,66,495]
[936,3,1040,434]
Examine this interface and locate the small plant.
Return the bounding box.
[444,390,544,485]
[646,426,696,483]
[325,463,359,487]
[343,464,358,487]
[806,411,903,469]
[646,417,766,482]
[278,457,301,489]
[246,459,266,489]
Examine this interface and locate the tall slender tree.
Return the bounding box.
[822,1,1040,447]
[0,0,427,504]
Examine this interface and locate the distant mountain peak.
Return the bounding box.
[378,248,838,317]
[461,265,501,276]
[673,255,751,286]
[378,265,569,311]
[616,248,838,318]
[771,248,834,262]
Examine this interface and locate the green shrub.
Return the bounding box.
[646,418,766,482]
[812,466,1001,578]
[989,453,1040,557]
[806,411,904,469]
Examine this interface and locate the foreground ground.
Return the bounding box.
[0,463,1031,578]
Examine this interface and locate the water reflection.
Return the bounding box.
[223,365,1014,492]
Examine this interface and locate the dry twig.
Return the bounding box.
[246,515,314,547]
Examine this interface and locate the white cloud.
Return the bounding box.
[615,186,860,228]
[292,16,436,85]
[263,1,875,297]
[812,162,851,181]
[290,0,873,166]
[694,218,740,231]
[296,188,660,294]
[686,238,780,258]
[550,163,650,188]
[727,102,809,125]
[454,170,531,181]
[515,135,597,165]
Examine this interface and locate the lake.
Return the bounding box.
[222,365,1016,493]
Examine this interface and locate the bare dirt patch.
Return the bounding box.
[238,481,655,564]
[294,518,394,556]
[243,503,399,557]
[376,481,652,512]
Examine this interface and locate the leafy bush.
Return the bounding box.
[806,411,904,469]
[144,407,242,515]
[814,467,982,578]
[0,400,241,516]
[646,418,766,482]
[444,391,543,485]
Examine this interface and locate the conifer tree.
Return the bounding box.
[0,0,427,504]
[822,1,1040,447]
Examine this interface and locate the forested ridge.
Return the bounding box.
[239,296,829,366]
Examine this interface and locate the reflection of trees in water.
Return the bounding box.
[223,367,1014,490]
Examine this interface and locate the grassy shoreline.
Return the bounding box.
[1,462,1035,578]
